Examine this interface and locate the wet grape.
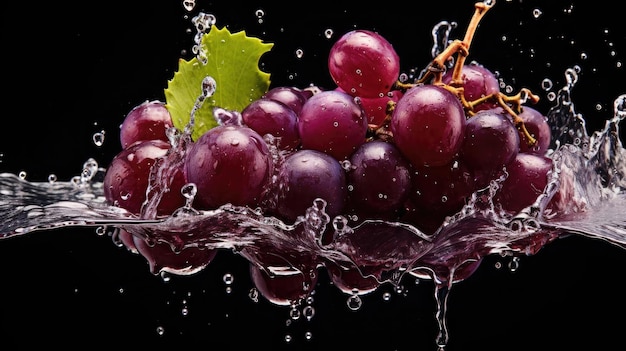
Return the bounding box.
[103,139,186,216]
[241,98,301,151]
[274,149,347,223]
[390,84,466,167]
[184,125,273,210]
[328,29,400,99]
[298,90,368,160]
[119,100,174,149]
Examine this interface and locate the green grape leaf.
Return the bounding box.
[165,26,273,141]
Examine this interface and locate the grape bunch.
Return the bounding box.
[103,2,563,304]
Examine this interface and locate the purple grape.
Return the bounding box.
[132,235,218,275]
[328,29,400,98]
[346,140,412,217]
[184,125,272,210]
[409,158,476,217]
[275,149,347,223]
[298,90,368,160]
[494,153,553,214]
[119,100,174,149]
[103,139,186,216]
[325,260,380,295]
[442,63,500,112]
[249,263,318,306]
[390,84,466,167]
[460,109,520,187]
[517,106,552,155]
[241,98,301,150]
[262,86,310,115]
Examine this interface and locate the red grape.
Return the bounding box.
[325,261,380,295]
[132,236,218,275]
[494,153,553,214]
[241,98,301,151]
[328,29,400,99]
[184,125,272,210]
[442,63,500,112]
[390,84,466,167]
[410,158,476,217]
[249,263,318,306]
[298,90,368,160]
[119,100,174,149]
[346,140,412,218]
[460,109,520,187]
[274,149,347,223]
[262,86,310,115]
[103,139,186,216]
[517,106,552,155]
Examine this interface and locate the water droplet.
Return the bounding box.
[508,256,520,272]
[92,130,105,146]
[249,288,259,303]
[47,174,57,184]
[182,0,196,11]
[346,294,362,311]
[223,273,234,285]
[541,78,553,91]
[532,8,542,18]
[324,28,333,39]
[95,226,107,236]
[305,331,313,340]
[156,326,165,336]
[382,291,392,301]
[255,9,265,23]
[295,48,304,59]
[303,305,315,321]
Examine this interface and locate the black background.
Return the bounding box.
[1,1,625,350]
